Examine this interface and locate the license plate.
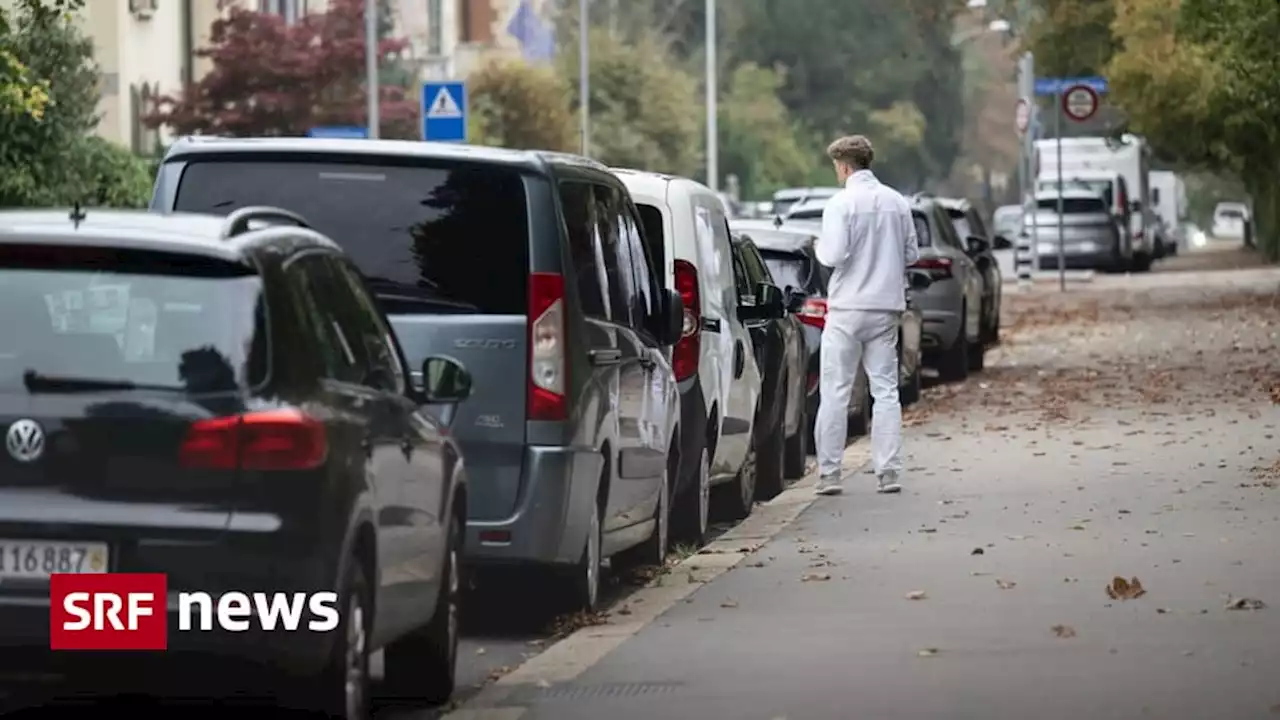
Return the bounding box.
[0,540,109,579]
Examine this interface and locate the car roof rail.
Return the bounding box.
[221,206,310,239]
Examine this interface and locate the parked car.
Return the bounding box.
[1212,202,1249,241]
[991,204,1022,243]
[772,187,841,218]
[0,207,474,715]
[730,219,929,435]
[783,197,829,222]
[1026,190,1128,272]
[154,138,686,613]
[934,196,1004,346]
[614,168,762,535]
[908,196,985,382]
[728,233,809,497]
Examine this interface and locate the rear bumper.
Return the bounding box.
[1036,252,1118,270]
[465,444,603,569]
[921,309,962,351]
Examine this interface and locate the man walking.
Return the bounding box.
[812,135,919,495]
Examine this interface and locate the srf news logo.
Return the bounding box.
[49,573,339,650]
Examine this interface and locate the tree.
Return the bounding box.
[467,57,576,152]
[0,0,81,121]
[1025,0,1119,77]
[558,28,702,177]
[146,0,419,139]
[718,63,811,199]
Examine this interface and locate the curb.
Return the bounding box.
[441,439,872,719]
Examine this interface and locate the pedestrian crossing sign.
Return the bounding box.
[421,80,467,142]
[427,86,463,119]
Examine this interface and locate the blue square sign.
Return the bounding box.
[422,81,467,143]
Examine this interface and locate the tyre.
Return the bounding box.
[556,495,603,613]
[936,319,970,383]
[755,417,787,500]
[305,558,371,719]
[1130,252,1152,273]
[900,362,922,406]
[783,403,808,480]
[614,450,671,568]
[966,334,985,372]
[381,510,461,706]
[712,437,757,522]
[670,445,710,546]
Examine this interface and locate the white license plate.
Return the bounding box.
[0,541,109,579]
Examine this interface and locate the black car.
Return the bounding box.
[728,234,808,497]
[0,207,472,716]
[935,196,1005,345]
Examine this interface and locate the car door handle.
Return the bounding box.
[589,348,622,366]
[733,341,745,379]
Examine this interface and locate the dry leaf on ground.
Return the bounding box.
[905,590,927,600]
[1226,596,1266,611]
[918,648,939,657]
[720,599,739,609]
[1051,624,1077,638]
[996,579,1017,590]
[801,572,831,582]
[1106,576,1147,600]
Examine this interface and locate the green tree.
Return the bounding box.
[1025,0,1119,77]
[0,0,80,120]
[558,28,702,177]
[717,63,810,199]
[467,57,577,152]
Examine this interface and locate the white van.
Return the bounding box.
[1212,202,1249,241]
[614,169,762,543]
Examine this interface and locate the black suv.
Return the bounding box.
[0,208,472,716]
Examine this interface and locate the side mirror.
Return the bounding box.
[784,287,807,313]
[907,270,933,291]
[658,289,685,346]
[992,234,1012,250]
[965,235,990,256]
[739,282,784,321]
[1130,200,1142,212]
[421,355,473,404]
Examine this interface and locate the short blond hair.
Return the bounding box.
[827,135,874,170]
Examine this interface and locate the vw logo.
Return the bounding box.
[5,419,45,463]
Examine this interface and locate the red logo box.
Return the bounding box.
[49,573,168,650]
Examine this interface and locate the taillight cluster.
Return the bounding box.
[797,298,828,330]
[528,272,567,421]
[179,408,327,471]
[910,257,953,280]
[672,260,700,382]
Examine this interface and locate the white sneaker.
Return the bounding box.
[815,474,844,496]
[876,471,902,494]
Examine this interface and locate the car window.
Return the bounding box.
[283,254,365,385]
[966,210,989,238]
[911,211,933,247]
[759,250,811,292]
[620,204,661,342]
[331,259,407,395]
[592,184,638,329]
[558,181,610,321]
[1037,197,1108,214]
[740,242,771,286]
[946,209,972,240]
[171,159,529,316]
[0,244,266,394]
[730,245,753,301]
[635,203,665,276]
[932,207,964,249]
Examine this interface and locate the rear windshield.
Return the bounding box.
[911,211,932,247]
[0,245,264,394]
[1217,208,1244,219]
[1037,197,1107,214]
[759,250,814,293]
[636,203,665,272]
[171,159,530,315]
[1040,179,1115,205]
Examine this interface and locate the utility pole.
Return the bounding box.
[579,0,590,156]
[365,0,379,139]
[705,0,718,192]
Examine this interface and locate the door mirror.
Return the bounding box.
[992,234,1012,250]
[658,288,685,346]
[907,270,933,291]
[784,287,807,313]
[1129,200,1142,212]
[421,355,473,403]
[965,235,990,256]
[739,282,784,321]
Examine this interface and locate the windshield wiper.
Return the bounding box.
[22,370,171,393]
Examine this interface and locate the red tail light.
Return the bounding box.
[528,272,567,421]
[672,260,700,382]
[797,298,827,330]
[180,409,327,471]
[911,257,953,279]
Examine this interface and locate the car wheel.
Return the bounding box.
[573,501,603,612]
[671,445,710,546]
[615,450,671,569]
[966,334,985,372]
[712,437,756,521]
[381,510,460,706]
[783,402,808,480]
[900,362,922,406]
[1130,252,1152,273]
[937,316,970,383]
[755,416,787,500]
[305,558,371,719]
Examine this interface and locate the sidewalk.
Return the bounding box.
[444,269,1280,720]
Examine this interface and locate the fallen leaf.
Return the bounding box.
[615,606,632,616]
[536,679,552,689]
[918,647,939,657]
[1051,624,1077,638]
[996,579,1017,590]
[1226,596,1266,611]
[720,599,739,609]
[1156,608,1171,614]
[905,590,927,600]
[1106,576,1147,600]
[801,573,831,582]
[971,547,984,555]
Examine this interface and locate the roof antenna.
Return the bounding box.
[70,202,86,229]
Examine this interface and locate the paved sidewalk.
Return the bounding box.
[448,270,1280,720]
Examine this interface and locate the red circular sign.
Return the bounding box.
[1062,84,1099,122]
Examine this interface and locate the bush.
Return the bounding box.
[467,56,577,152]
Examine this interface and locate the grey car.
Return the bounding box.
[1028,190,1127,271]
[152,137,686,613]
[907,197,984,383]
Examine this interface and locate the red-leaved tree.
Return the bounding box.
[146,0,419,139]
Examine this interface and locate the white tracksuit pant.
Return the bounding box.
[814,308,903,479]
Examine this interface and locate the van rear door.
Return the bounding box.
[166,157,531,522]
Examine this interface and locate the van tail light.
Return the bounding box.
[180,409,327,471]
[528,272,567,421]
[797,298,828,330]
[672,260,700,382]
[911,257,953,280]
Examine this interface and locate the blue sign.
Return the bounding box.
[307,126,368,139]
[422,81,467,143]
[1035,76,1108,96]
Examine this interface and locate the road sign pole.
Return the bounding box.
[1055,90,1065,292]
[1022,54,1039,279]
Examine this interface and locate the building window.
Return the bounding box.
[427,0,443,55]
[260,0,303,24]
